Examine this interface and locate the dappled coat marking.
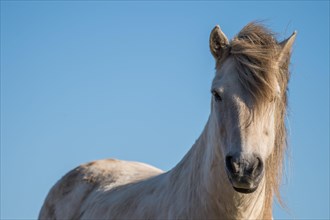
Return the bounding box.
[39,22,296,220]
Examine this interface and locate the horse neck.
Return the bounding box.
[166,115,270,219]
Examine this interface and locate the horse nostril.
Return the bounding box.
[225,155,240,174]
[247,155,263,178]
[252,156,264,177]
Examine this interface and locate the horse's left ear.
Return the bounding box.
[210,25,229,60]
[277,31,297,65]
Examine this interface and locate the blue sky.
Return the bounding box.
[1,1,329,219]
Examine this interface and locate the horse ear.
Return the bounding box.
[277,31,297,65]
[209,25,229,60]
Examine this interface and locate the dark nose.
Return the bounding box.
[225,153,264,192]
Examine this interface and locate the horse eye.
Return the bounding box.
[212,90,222,102]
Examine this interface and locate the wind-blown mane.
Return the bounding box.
[219,22,290,209]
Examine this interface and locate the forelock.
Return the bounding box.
[228,22,282,106]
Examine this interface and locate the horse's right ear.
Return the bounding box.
[209,25,229,60]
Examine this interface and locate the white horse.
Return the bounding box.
[39,22,296,219]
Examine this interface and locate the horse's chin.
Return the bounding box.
[232,186,258,194]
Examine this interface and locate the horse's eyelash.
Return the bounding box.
[212,90,223,101]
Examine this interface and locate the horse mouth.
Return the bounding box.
[233,186,258,194]
[226,171,261,194]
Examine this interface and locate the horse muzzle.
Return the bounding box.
[225,153,264,194]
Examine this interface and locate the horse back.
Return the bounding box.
[39,159,163,219]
